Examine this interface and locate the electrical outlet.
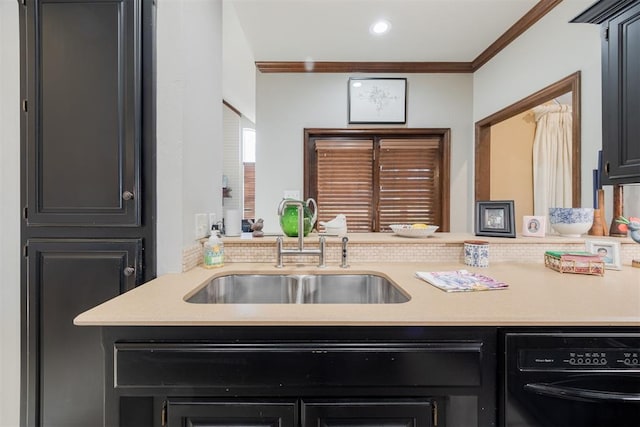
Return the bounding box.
[284,190,300,200]
[194,213,209,239]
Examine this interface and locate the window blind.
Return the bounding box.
[306,131,448,233]
[378,138,441,229]
[315,139,374,232]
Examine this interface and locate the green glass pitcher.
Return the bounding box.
[278,198,317,237]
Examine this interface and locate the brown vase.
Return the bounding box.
[589,208,604,236]
[609,184,627,237]
[597,189,608,235]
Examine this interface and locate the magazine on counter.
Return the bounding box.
[415,269,509,292]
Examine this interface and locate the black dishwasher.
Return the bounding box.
[503,332,640,427]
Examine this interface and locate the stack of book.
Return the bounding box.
[544,251,604,276]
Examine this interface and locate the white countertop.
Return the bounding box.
[74,261,640,327]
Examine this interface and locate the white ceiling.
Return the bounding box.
[227,0,540,62]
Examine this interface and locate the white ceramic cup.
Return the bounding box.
[464,240,489,267]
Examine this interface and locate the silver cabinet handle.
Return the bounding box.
[122,191,135,200]
[123,267,135,277]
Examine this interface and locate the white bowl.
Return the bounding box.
[323,226,347,236]
[548,207,594,237]
[390,224,439,238]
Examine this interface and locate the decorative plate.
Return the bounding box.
[389,224,439,238]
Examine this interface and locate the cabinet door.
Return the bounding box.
[602,1,640,183]
[25,239,141,427]
[301,399,435,427]
[24,0,140,225]
[20,0,155,426]
[166,399,298,427]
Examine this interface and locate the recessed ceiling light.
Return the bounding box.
[370,19,391,35]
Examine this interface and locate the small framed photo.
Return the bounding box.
[475,200,516,238]
[585,240,622,270]
[522,215,546,237]
[348,77,407,124]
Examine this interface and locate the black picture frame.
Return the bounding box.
[475,200,516,238]
[348,77,407,124]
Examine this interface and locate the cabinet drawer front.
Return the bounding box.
[302,398,435,427]
[166,399,298,427]
[115,342,483,389]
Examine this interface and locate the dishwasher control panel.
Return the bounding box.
[520,349,640,370]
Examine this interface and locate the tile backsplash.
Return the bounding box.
[182,233,640,272]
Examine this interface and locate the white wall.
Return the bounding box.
[473,0,602,211]
[222,0,256,122]
[223,105,242,213]
[0,1,21,425]
[255,73,474,232]
[625,185,640,219]
[156,0,223,274]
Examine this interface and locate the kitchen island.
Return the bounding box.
[74,257,639,427]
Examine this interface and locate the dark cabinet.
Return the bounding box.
[163,398,436,427]
[573,0,640,183]
[301,399,436,427]
[105,327,497,427]
[602,1,640,183]
[166,399,298,427]
[19,0,155,426]
[25,239,141,427]
[24,0,141,226]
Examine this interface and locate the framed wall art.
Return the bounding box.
[585,239,622,270]
[522,215,546,237]
[475,200,516,238]
[348,77,406,124]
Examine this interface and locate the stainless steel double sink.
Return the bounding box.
[186,273,410,304]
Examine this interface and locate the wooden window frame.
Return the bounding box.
[304,128,451,232]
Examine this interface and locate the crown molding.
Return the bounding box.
[255,61,473,73]
[471,0,563,70]
[255,0,562,74]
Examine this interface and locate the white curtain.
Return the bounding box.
[532,104,573,222]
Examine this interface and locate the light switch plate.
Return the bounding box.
[284,190,300,200]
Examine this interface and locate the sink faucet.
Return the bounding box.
[276,199,325,268]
